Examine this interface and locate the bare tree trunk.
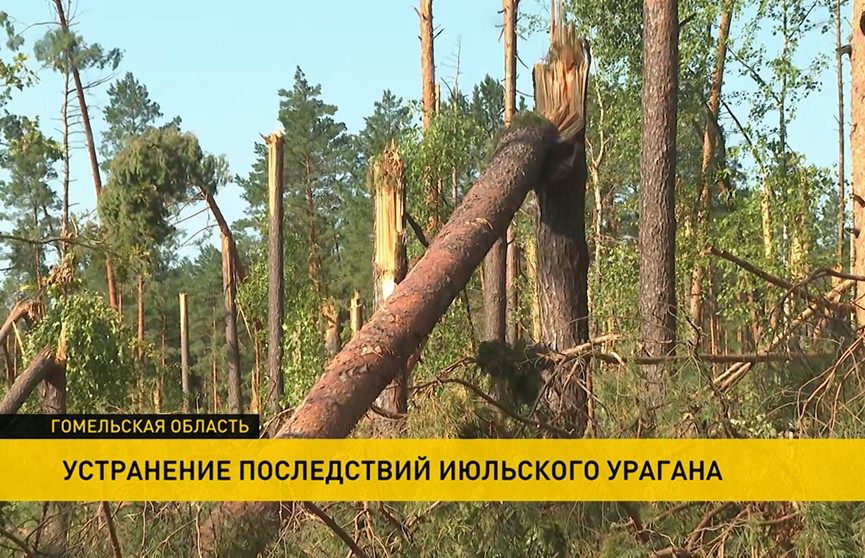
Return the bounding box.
[0,349,63,415]
[323,302,341,356]
[639,0,679,417]
[60,62,71,256]
[853,0,865,324]
[420,0,441,235]
[524,231,542,342]
[221,233,243,413]
[51,0,117,309]
[210,303,220,413]
[197,122,562,556]
[420,0,436,131]
[483,241,507,342]
[137,274,145,411]
[504,0,521,346]
[180,293,191,412]
[837,0,847,267]
[690,1,732,347]
[265,130,285,413]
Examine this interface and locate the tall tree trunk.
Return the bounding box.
[690,1,732,348]
[51,0,117,309]
[854,0,865,323]
[504,0,521,346]
[371,145,409,422]
[180,293,191,412]
[420,0,441,234]
[265,130,285,413]
[60,61,71,256]
[198,122,562,557]
[836,0,846,267]
[639,0,679,415]
[420,0,436,131]
[221,233,243,413]
[137,274,145,411]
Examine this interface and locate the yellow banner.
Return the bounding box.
[0,439,861,501]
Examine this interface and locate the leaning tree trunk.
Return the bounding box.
[265,130,285,413]
[51,0,117,309]
[639,0,680,416]
[689,1,732,348]
[197,121,563,557]
[533,19,592,437]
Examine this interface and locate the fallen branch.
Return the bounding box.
[708,246,856,314]
[714,279,857,390]
[303,502,369,558]
[0,300,38,350]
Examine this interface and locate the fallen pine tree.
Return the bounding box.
[196,22,591,556]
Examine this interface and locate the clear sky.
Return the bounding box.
[2,0,851,258]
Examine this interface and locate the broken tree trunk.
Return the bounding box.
[350,292,364,337]
[533,17,592,437]
[371,144,409,421]
[221,233,243,413]
[0,348,64,415]
[40,339,68,557]
[0,300,37,351]
[265,129,285,413]
[180,293,191,412]
[689,0,732,348]
[420,0,437,132]
[137,274,145,411]
[197,121,563,557]
[323,302,342,356]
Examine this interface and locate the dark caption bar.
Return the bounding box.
[0,414,260,439]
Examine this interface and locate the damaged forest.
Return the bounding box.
[2,0,865,555]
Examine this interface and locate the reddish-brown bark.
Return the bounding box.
[197,122,559,556]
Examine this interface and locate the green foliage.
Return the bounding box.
[25,288,134,411]
[99,126,222,277]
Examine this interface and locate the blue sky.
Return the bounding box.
[2,0,851,259]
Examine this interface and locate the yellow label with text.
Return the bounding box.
[0,439,859,501]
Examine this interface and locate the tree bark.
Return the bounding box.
[0,300,37,350]
[40,347,67,558]
[0,349,63,415]
[137,274,145,411]
[483,241,507,342]
[265,130,285,413]
[639,0,679,412]
[533,22,592,437]
[180,293,191,412]
[420,0,436,131]
[689,1,732,347]
[504,0,521,346]
[836,0,847,267]
[221,233,243,413]
[197,122,560,556]
[51,0,117,309]
[371,145,409,422]
[852,0,865,324]
[200,187,247,282]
